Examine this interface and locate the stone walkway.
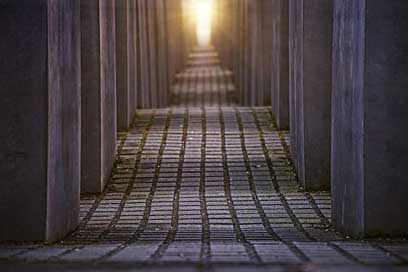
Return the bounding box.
[1,48,407,271]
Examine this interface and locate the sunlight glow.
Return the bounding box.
[194,0,214,47]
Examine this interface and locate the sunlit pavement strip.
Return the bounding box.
[1,48,407,272]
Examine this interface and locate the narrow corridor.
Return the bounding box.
[1,49,407,271]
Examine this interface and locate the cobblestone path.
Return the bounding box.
[1,48,407,271]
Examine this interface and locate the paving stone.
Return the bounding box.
[16,246,73,261]
[58,245,119,262]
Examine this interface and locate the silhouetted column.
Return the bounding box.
[137,0,151,108]
[242,1,251,106]
[332,0,408,237]
[215,0,234,70]
[166,0,184,84]
[129,0,138,113]
[0,0,80,241]
[115,0,136,129]
[147,0,159,108]
[248,0,259,106]
[231,0,242,90]
[238,0,247,105]
[156,0,169,107]
[239,0,266,106]
[260,0,273,106]
[181,0,195,58]
[81,0,117,193]
[134,0,142,109]
[271,0,289,129]
[289,0,333,190]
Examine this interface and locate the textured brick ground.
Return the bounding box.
[1,48,407,271]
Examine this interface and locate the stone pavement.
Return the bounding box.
[1,48,407,271]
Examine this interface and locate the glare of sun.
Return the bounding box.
[194,0,213,47]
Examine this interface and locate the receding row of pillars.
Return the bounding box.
[0,0,183,241]
[216,0,408,238]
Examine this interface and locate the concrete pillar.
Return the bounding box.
[137,0,151,108]
[181,0,195,57]
[254,1,265,106]
[238,0,247,105]
[134,0,141,110]
[156,0,169,108]
[147,0,159,108]
[271,0,289,129]
[130,0,138,112]
[236,0,266,106]
[289,0,333,191]
[242,0,251,106]
[216,0,234,69]
[0,0,80,241]
[166,0,183,84]
[248,0,259,106]
[260,0,273,106]
[81,0,117,193]
[231,0,242,89]
[115,0,136,129]
[332,0,408,237]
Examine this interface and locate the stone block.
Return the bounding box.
[81,0,117,193]
[271,0,289,129]
[115,0,136,129]
[289,0,333,190]
[147,0,159,108]
[165,0,184,85]
[332,0,408,237]
[156,0,169,108]
[137,0,151,108]
[0,0,80,241]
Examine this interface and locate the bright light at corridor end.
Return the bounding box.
[193,0,214,47]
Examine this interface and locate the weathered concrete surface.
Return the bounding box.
[241,2,250,106]
[134,0,142,109]
[128,0,137,116]
[248,1,259,106]
[236,0,255,106]
[271,0,289,129]
[0,0,80,241]
[260,0,273,106]
[332,0,408,237]
[147,0,159,108]
[137,0,151,108]
[225,0,269,107]
[156,0,169,108]
[238,1,247,106]
[165,0,184,85]
[115,0,136,129]
[289,0,333,191]
[81,0,117,193]
[213,0,234,70]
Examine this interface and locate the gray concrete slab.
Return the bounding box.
[81,0,117,193]
[134,0,142,109]
[147,0,159,108]
[260,0,273,106]
[156,0,169,108]
[0,0,80,241]
[241,1,251,106]
[115,0,130,128]
[248,0,259,106]
[289,0,333,191]
[165,0,184,85]
[271,0,289,129]
[331,0,408,237]
[137,0,151,108]
[128,0,137,117]
[115,0,136,129]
